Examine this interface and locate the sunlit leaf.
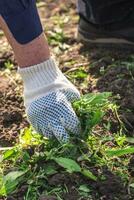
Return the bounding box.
[106,147,134,157]
[0,171,27,196]
[3,148,17,160]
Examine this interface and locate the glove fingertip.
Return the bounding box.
[50,123,70,143]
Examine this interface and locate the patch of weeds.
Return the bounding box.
[47,27,65,46]
[66,66,90,90]
[47,26,69,55]
[4,60,14,70]
[0,93,134,199]
[73,92,116,135]
[46,14,70,53]
[67,67,88,80]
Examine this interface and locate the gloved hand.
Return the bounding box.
[18,58,81,142]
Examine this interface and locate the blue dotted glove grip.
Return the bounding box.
[27,89,80,142]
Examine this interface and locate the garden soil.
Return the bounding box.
[0,0,134,199]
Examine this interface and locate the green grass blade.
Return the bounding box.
[106,147,134,157]
[81,169,97,181]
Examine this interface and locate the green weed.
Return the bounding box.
[4,61,14,70]
[0,93,133,199]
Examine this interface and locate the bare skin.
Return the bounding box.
[0,16,50,68]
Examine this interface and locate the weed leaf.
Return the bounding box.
[106,147,134,157]
[81,169,97,181]
[0,171,27,196]
[54,157,81,173]
[3,148,17,160]
[79,184,90,193]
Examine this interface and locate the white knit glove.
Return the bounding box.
[18,58,81,142]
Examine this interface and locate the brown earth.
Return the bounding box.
[7,170,132,200]
[0,74,29,146]
[85,49,134,136]
[0,0,134,199]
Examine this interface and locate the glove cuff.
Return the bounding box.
[18,58,63,88]
[18,58,79,108]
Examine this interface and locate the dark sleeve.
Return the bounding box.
[0,0,43,44]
